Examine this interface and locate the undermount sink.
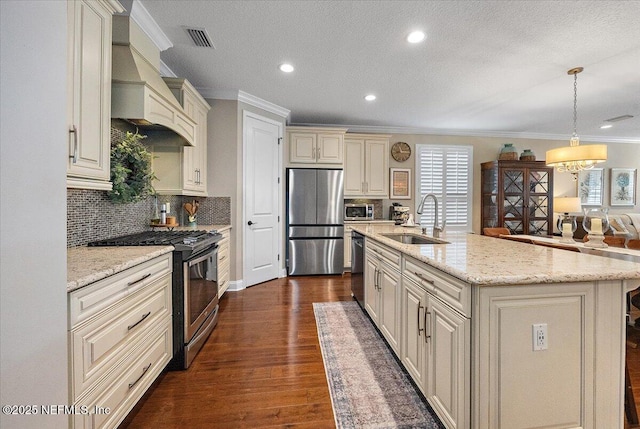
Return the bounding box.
[381,233,449,245]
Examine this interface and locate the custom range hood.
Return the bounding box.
[111,15,195,146]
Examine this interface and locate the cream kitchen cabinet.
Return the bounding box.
[287,126,347,165]
[66,0,124,190]
[344,134,390,198]
[365,239,401,354]
[401,255,470,429]
[217,229,231,298]
[151,78,211,196]
[68,252,172,429]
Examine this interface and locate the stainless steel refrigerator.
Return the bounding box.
[286,168,344,275]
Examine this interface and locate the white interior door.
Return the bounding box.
[243,112,282,287]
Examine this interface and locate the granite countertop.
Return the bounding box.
[68,224,232,293]
[352,224,640,287]
[67,246,173,293]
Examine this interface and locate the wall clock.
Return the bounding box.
[391,142,411,162]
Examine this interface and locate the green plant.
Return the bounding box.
[108,131,156,204]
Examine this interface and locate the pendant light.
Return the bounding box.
[546,67,607,176]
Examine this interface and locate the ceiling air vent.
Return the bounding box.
[185,27,215,48]
[604,114,634,123]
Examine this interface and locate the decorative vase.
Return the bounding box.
[583,208,610,248]
[520,149,536,161]
[499,143,518,160]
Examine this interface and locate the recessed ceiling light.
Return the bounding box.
[364,94,376,101]
[407,31,426,44]
[279,63,294,73]
[600,124,613,129]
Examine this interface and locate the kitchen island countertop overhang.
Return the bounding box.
[351,224,640,287]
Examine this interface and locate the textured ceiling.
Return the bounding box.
[137,0,640,142]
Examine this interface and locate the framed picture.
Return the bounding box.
[610,168,636,206]
[390,168,411,199]
[577,168,604,206]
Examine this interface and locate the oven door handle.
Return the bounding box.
[188,247,217,267]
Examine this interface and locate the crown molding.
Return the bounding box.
[197,89,291,119]
[130,0,173,51]
[289,122,640,144]
[159,60,177,78]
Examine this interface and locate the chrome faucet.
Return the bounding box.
[416,193,446,237]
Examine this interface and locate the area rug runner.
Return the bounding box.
[313,301,442,429]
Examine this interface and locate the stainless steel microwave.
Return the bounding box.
[345,204,374,221]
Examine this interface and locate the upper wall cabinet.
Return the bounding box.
[151,78,211,196]
[344,134,390,198]
[287,126,347,165]
[66,0,124,190]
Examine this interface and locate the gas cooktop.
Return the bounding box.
[88,230,222,254]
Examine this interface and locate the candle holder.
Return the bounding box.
[554,197,581,243]
[582,208,610,248]
[558,214,577,243]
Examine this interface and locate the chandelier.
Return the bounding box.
[546,67,607,175]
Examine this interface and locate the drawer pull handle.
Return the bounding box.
[414,271,435,286]
[128,363,152,389]
[127,311,151,331]
[127,273,151,287]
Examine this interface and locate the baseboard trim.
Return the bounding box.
[227,279,245,292]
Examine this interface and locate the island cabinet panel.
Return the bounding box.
[364,239,401,354]
[426,297,470,429]
[400,257,470,429]
[401,276,429,392]
[359,228,634,429]
[473,282,598,429]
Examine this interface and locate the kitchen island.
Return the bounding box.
[352,224,640,429]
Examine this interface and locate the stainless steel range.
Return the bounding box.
[89,230,222,369]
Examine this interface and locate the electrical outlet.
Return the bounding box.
[532,323,548,351]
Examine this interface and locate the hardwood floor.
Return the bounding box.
[122,276,640,429]
[122,275,352,428]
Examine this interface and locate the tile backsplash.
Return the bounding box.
[67,123,231,247]
[67,190,230,247]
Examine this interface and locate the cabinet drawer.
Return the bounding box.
[403,256,471,317]
[217,241,230,265]
[70,274,171,401]
[69,253,172,328]
[366,239,400,267]
[218,265,230,298]
[72,319,172,429]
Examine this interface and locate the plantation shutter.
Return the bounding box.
[415,145,473,231]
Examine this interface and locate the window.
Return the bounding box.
[415,144,473,231]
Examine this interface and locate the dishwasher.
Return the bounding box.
[351,231,365,308]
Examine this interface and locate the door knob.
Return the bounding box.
[248,220,257,226]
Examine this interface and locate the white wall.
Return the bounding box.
[0,2,68,428]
